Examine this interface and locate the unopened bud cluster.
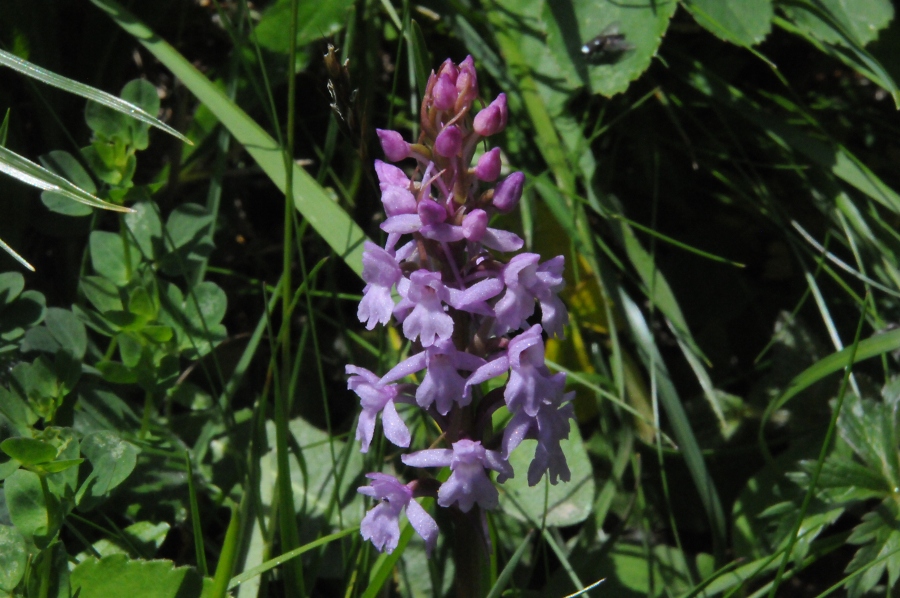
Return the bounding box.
[350,56,574,555]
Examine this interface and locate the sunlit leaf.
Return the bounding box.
[683,0,773,47]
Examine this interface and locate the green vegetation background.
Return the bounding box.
[1,0,900,596]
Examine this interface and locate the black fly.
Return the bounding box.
[581,23,634,64]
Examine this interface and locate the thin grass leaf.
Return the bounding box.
[485,530,534,598]
[791,220,900,298]
[692,68,900,215]
[763,327,900,418]
[185,452,208,577]
[0,237,35,272]
[227,527,358,590]
[0,145,128,212]
[0,109,8,146]
[610,213,746,267]
[619,287,728,560]
[209,502,240,598]
[361,500,431,598]
[0,48,192,144]
[541,527,584,592]
[768,296,868,597]
[89,0,369,276]
[562,578,606,598]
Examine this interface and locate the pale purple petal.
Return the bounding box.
[357,474,415,554]
[402,448,454,468]
[381,214,423,234]
[421,223,465,242]
[380,352,428,385]
[417,352,469,414]
[400,271,453,347]
[358,285,395,330]
[480,228,524,252]
[438,463,497,512]
[360,502,403,553]
[405,499,439,555]
[381,400,411,448]
[355,408,377,452]
[539,294,568,338]
[466,356,510,391]
[451,277,504,308]
[375,160,411,190]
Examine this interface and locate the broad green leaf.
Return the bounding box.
[33,458,84,475]
[165,204,211,250]
[500,426,595,527]
[77,431,139,510]
[86,521,170,559]
[683,0,773,47]
[89,0,367,277]
[116,332,143,368]
[0,437,57,465]
[531,0,678,98]
[0,289,46,347]
[259,417,364,524]
[783,0,894,47]
[70,555,210,598]
[4,469,53,541]
[128,287,156,321]
[10,357,60,420]
[125,201,163,259]
[122,79,160,150]
[0,525,26,592]
[39,150,96,217]
[45,307,88,360]
[0,144,128,213]
[254,0,354,56]
[0,48,189,144]
[0,386,37,434]
[89,230,141,286]
[184,281,227,328]
[80,276,124,313]
[0,271,24,306]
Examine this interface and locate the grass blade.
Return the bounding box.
[209,502,240,598]
[0,48,191,144]
[0,145,129,213]
[485,530,534,598]
[227,527,358,591]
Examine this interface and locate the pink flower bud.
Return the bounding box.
[473,94,508,137]
[492,171,524,213]
[456,56,478,111]
[437,58,459,84]
[417,198,446,225]
[434,125,462,158]
[377,129,410,162]
[474,148,502,181]
[462,209,488,241]
[433,74,458,111]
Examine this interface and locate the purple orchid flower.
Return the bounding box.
[346,365,411,453]
[358,473,439,555]
[402,439,514,512]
